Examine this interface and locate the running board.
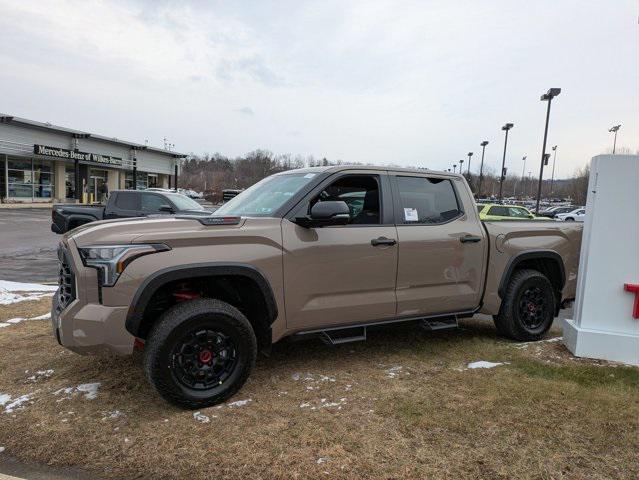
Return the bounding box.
[420,316,458,331]
[320,327,367,345]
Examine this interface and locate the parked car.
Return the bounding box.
[477,203,545,221]
[555,207,586,222]
[51,190,213,234]
[538,206,576,219]
[52,166,582,408]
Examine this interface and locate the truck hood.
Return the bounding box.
[68,215,251,247]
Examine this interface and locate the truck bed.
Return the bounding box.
[480,219,583,315]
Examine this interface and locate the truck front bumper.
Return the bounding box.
[51,286,135,356]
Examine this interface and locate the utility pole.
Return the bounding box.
[535,88,561,213]
[550,146,557,195]
[478,141,488,198]
[609,124,621,154]
[499,123,514,202]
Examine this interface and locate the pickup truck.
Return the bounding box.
[52,166,582,409]
[51,190,213,233]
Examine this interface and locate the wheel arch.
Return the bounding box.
[125,263,278,349]
[498,250,566,301]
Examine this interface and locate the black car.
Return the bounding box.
[51,190,213,234]
[537,206,576,219]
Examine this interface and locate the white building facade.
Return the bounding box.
[0,115,185,203]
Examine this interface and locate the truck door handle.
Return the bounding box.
[460,235,482,243]
[371,237,397,247]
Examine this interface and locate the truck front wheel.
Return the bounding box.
[144,298,257,409]
[493,269,556,341]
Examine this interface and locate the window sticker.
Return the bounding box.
[303,173,316,179]
[404,208,418,222]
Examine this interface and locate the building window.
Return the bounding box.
[5,156,55,201]
[125,171,134,190]
[136,171,148,190]
[65,165,76,199]
[147,173,158,189]
[8,157,34,199]
[33,158,54,199]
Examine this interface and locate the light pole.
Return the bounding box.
[466,152,473,175]
[550,146,557,195]
[453,164,457,173]
[535,88,561,213]
[478,141,488,198]
[499,123,514,202]
[609,124,621,154]
[528,171,533,196]
[459,158,464,175]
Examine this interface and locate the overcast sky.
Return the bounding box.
[1,0,637,178]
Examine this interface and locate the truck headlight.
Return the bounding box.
[78,244,170,287]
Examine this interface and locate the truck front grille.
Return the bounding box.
[56,245,76,313]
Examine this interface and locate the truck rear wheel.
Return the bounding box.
[143,298,257,409]
[493,269,555,341]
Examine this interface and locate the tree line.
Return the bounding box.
[181,150,591,204]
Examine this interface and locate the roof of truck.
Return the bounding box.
[277,164,464,178]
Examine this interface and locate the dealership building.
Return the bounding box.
[0,114,186,203]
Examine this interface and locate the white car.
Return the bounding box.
[555,207,586,222]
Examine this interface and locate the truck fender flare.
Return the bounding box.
[497,250,566,299]
[124,263,278,337]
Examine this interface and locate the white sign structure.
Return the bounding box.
[564,154,639,365]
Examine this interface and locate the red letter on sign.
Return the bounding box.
[624,284,639,319]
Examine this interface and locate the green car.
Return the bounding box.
[477,203,545,221]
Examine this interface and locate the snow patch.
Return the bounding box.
[27,369,54,382]
[467,361,504,369]
[0,446,4,453]
[316,457,330,464]
[54,383,101,400]
[0,394,11,406]
[227,399,252,408]
[102,410,123,420]
[193,411,212,423]
[2,394,33,413]
[0,280,57,305]
[386,366,403,378]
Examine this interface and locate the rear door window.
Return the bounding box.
[487,206,509,217]
[395,176,461,224]
[114,192,140,211]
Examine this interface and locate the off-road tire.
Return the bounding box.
[144,298,257,409]
[565,217,574,222]
[493,269,555,342]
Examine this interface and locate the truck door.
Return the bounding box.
[282,172,398,330]
[391,174,486,317]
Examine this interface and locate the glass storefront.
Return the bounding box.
[88,169,108,203]
[65,165,76,199]
[5,155,54,200]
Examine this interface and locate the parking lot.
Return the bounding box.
[0,209,59,283]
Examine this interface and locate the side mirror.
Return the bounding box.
[159,205,175,213]
[528,214,535,219]
[296,201,350,228]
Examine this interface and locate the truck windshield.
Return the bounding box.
[165,194,205,211]
[215,173,317,217]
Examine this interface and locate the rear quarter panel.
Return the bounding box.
[480,220,582,315]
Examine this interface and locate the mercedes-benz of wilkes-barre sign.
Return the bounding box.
[33,144,124,166]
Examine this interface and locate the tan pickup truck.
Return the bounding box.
[52,166,582,408]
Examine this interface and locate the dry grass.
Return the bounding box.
[0,299,638,480]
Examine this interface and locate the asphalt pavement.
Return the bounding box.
[0,209,59,283]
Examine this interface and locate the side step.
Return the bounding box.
[320,326,367,345]
[420,316,458,331]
